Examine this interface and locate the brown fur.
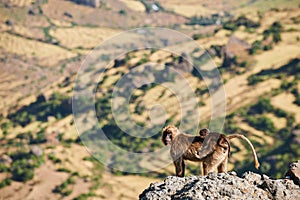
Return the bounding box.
[162,125,229,177]
[199,128,210,139]
[162,125,260,177]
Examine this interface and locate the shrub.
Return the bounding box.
[263,22,283,43]
[263,44,272,51]
[294,94,300,106]
[30,129,46,144]
[273,32,281,43]
[53,176,75,196]
[278,128,290,138]
[239,61,248,68]
[274,108,288,118]
[48,154,62,164]
[136,57,149,66]
[249,40,263,55]
[0,164,9,172]
[247,115,276,133]
[8,92,71,127]
[118,9,126,15]
[249,98,274,114]
[11,159,34,182]
[223,23,238,31]
[73,192,96,200]
[247,75,264,85]
[0,178,12,188]
[57,167,71,173]
[280,80,294,90]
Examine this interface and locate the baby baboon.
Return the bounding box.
[197,130,260,174]
[199,128,210,139]
[162,125,260,177]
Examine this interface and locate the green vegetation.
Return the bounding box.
[0,178,12,188]
[0,2,299,199]
[136,57,149,66]
[8,93,71,127]
[249,22,283,55]
[192,33,212,40]
[247,115,275,134]
[223,15,260,31]
[42,26,52,43]
[249,97,273,114]
[247,58,300,85]
[53,175,76,196]
[48,154,62,164]
[73,192,97,200]
[249,40,263,55]
[224,96,299,178]
[30,128,47,144]
[263,22,283,42]
[119,9,127,15]
[0,164,9,173]
[56,167,71,173]
[12,160,34,182]
[0,121,12,136]
[294,93,300,106]
[141,0,151,13]
[9,150,44,182]
[247,74,265,85]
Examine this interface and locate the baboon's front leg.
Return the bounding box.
[202,162,208,175]
[174,158,185,177]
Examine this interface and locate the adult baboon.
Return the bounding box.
[161,125,260,177]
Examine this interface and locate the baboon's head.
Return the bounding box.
[162,125,179,145]
[199,128,210,139]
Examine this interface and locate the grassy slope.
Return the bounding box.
[0,1,300,199]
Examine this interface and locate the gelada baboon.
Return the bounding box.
[161,125,260,177]
[199,128,210,139]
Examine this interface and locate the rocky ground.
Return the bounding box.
[140,161,300,200]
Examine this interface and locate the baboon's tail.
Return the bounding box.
[227,134,260,169]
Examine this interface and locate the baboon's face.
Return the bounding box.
[163,132,172,145]
[199,128,210,138]
[162,125,179,145]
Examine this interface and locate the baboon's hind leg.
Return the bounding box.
[217,157,228,173]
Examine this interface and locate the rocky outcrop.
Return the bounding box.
[285,160,300,186]
[30,146,43,157]
[140,171,300,200]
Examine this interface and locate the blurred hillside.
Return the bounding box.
[0,0,300,199]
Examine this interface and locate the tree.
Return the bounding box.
[11,159,34,182]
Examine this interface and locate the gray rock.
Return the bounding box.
[285,160,300,186]
[30,145,43,157]
[292,130,300,144]
[0,154,12,165]
[140,171,300,200]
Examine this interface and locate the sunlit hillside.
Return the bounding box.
[0,0,300,199]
